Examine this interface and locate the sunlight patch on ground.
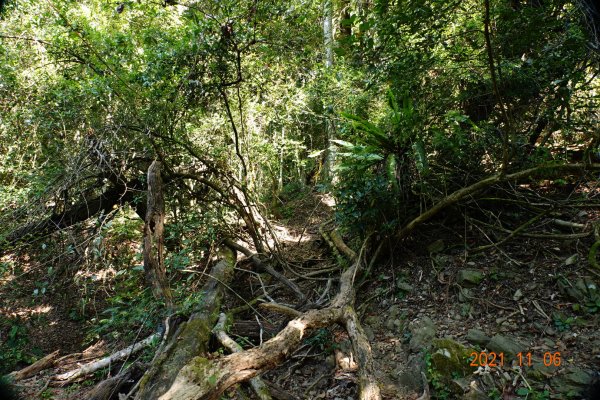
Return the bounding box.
[0,304,53,318]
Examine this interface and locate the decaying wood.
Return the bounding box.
[135,246,236,399]
[231,319,277,340]
[259,302,302,318]
[86,363,144,400]
[144,160,174,309]
[223,238,306,303]
[8,350,59,381]
[88,370,132,400]
[213,313,273,400]
[157,234,381,400]
[53,333,159,384]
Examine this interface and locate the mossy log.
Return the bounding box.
[157,235,381,400]
[135,246,236,399]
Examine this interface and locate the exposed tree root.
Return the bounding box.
[213,313,273,400]
[156,233,381,400]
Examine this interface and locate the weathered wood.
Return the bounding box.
[223,238,306,303]
[214,313,273,400]
[135,246,236,400]
[157,237,381,400]
[53,334,159,384]
[8,350,59,381]
[143,160,173,309]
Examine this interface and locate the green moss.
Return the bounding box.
[428,338,477,391]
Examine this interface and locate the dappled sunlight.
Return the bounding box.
[0,304,53,318]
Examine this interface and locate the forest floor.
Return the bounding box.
[1,184,599,399]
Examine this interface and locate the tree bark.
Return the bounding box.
[143,160,173,309]
[156,235,380,400]
[135,246,237,400]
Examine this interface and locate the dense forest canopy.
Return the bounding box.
[0,0,599,399]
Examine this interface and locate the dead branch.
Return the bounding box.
[213,313,273,400]
[144,160,174,309]
[397,163,600,240]
[157,236,381,400]
[8,350,59,381]
[470,217,592,240]
[259,302,302,318]
[53,333,159,384]
[223,238,306,303]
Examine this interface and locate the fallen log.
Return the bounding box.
[157,236,381,400]
[53,333,159,384]
[86,362,145,400]
[213,313,273,400]
[134,246,236,399]
[8,350,59,381]
[397,163,600,240]
[223,238,306,303]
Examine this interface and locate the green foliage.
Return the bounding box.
[0,317,38,375]
[304,328,334,352]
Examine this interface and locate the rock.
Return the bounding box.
[528,360,560,381]
[427,239,445,253]
[388,305,401,319]
[462,388,490,400]
[558,277,599,303]
[408,317,437,352]
[465,329,490,346]
[393,354,426,394]
[487,334,523,357]
[457,269,484,286]
[459,287,472,302]
[364,315,381,329]
[513,289,523,301]
[551,368,594,397]
[451,377,470,394]
[429,338,477,392]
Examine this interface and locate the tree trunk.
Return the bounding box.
[143,160,173,309]
[135,246,237,400]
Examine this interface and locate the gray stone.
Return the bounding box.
[388,304,401,319]
[457,269,484,286]
[408,317,437,352]
[458,287,472,302]
[363,325,375,341]
[512,289,523,301]
[465,329,490,346]
[393,354,426,393]
[364,315,381,329]
[487,334,523,357]
[451,378,470,394]
[551,368,594,397]
[462,388,490,400]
